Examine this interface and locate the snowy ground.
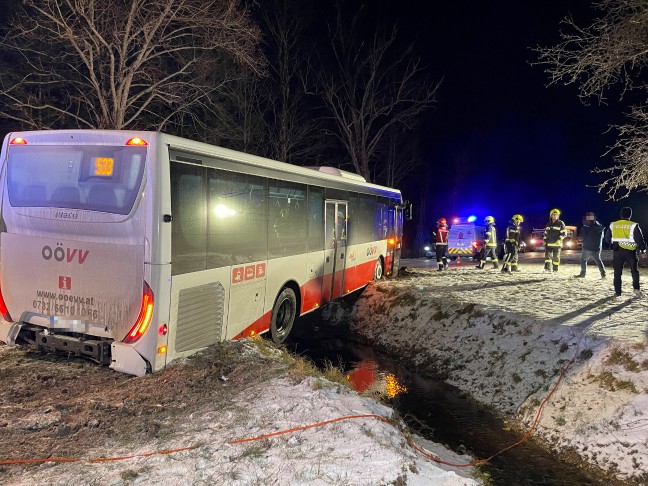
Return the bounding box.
[0,341,481,486]
[350,256,648,483]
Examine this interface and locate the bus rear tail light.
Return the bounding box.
[0,285,13,322]
[124,282,154,344]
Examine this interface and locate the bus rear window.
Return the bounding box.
[6,145,146,215]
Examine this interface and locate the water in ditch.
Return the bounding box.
[286,310,606,486]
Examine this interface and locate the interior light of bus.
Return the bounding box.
[214,204,236,218]
[158,324,168,335]
[125,137,148,146]
[9,137,27,145]
[123,282,154,344]
[0,285,13,322]
[158,345,167,355]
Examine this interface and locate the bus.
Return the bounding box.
[0,130,406,376]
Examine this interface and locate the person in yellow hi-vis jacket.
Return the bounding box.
[605,207,647,297]
[476,216,498,269]
[543,208,566,272]
[502,214,523,273]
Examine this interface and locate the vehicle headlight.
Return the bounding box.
[424,246,431,251]
[566,241,572,247]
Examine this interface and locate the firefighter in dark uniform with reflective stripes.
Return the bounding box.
[434,217,449,271]
[502,214,523,273]
[476,216,498,269]
[544,208,566,272]
[604,207,646,297]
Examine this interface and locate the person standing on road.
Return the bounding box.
[502,214,523,273]
[575,212,606,279]
[543,208,566,273]
[434,218,449,271]
[605,207,646,297]
[476,216,499,269]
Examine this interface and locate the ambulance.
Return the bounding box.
[447,216,485,260]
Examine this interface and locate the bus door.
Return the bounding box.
[389,206,403,277]
[322,201,347,303]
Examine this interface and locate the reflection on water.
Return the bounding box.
[346,359,407,398]
[288,312,606,486]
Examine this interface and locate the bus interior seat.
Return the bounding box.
[50,186,81,205]
[87,185,117,208]
[21,184,47,204]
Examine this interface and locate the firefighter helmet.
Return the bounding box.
[512,214,523,223]
[550,208,561,216]
[484,215,495,224]
[437,217,447,226]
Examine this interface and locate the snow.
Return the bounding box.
[350,256,648,482]
[8,374,479,486]
[5,252,647,484]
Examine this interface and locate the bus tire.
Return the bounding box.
[374,258,384,280]
[270,287,297,343]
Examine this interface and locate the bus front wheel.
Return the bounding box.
[270,287,297,343]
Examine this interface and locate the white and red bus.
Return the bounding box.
[0,130,406,376]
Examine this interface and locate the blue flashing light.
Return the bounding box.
[467,215,477,223]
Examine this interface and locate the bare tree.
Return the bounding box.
[317,7,439,183]
[0,0,264,131]
[254,0,328,164]
[373,124,422,187]
[535,0,648,199]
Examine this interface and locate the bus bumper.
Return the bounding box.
[110,342,148,377]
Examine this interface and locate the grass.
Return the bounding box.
[596,371,638,393]
[605,347,640,372]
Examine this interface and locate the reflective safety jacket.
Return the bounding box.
[606,219,646,251]
[484,222,497,248]
[505,221,521,244]
[544,219,566,247]
[435,225,449,246]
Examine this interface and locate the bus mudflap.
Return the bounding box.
[110,342,147,377]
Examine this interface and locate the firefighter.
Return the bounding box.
[434,217,449,271]
[476,216,498,269]
[604,207,646,297]
[544,208,566,272]
[502,214,523,273]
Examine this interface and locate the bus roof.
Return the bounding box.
[2,130,401,200]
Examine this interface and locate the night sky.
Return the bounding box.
[382,0,644,233]
[0,0,644,234]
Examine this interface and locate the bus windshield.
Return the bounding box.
[6,144,146,215]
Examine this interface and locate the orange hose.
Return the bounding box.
[0,351,577,469]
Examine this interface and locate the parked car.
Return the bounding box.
[423,242,435,259]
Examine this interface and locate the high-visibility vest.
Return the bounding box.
[610,219,637,250]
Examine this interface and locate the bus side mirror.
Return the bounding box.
[404,203,413,221]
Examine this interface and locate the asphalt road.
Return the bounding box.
[402,249,615,271]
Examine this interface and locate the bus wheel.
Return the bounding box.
[374,258,384,280]
[270,287,297,343]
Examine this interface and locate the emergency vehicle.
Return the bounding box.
[447,217,485,260]
[527,226,578,251]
